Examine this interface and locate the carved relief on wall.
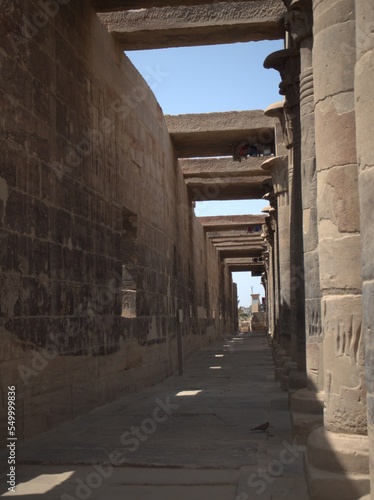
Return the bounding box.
[284,102,296,149]
[325,311,364,366]
[307,301,322,337]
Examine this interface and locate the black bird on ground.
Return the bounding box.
[250,421,269,432]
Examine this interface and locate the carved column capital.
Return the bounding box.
[283,0,313,45]
[264,48,300,111]
[265,100,293,149]
[261,155,289,206]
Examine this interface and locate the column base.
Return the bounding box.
[290,388,324,444]
[305,427,370,500]
[289,369,307,390]
[280,362,306,392]
[279,359,295,391]
[272,347,289,382]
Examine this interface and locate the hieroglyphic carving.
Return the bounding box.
[325,311,364,366]
[283,102,294,148]
[307,301,322,337]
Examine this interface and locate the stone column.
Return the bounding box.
[284,0,324,444]
[355,0,374,497]
[261,231,271,336]
[262,156,290,342]
[305,0,370,497]
[263,207,281,343]
[262,156,296,389]
[263,215,276,340]
[263,206,291,381]
[264,30,306,389]
[264,48,306,382]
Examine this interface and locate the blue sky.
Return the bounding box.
[126,40,283,306]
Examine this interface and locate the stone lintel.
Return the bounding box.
[230,264,264,272]
[210,236,264,244]
[98,1,285,50]
[187,175,271,200]
[92,0,277,12]
[225,257,264,272]
[214,240,263,249]
[199,214,266,233]
[186,177,271,201]
[207,229,262,238]
[180,156,266,178]
[226,257,261,265]
[219,247,264,259]
[166,111,276,158]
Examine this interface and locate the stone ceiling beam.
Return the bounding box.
[225,257,263,268]
[210,236,264,244]
[207,229,261,238]
[180,157,266,178]
[92,0,284,12]
[219,247,264,259]
[229,264,264,272]
[97,1,285,50]
[225,255,265,273]
[187,175,271,200]
[166,111,276,158]
[199,214,266,232]
[213,239,264,248]
[197,215,266,261]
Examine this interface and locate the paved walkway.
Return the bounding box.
[0,331,309,499]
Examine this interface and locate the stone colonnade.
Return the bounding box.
[261,0,373,497]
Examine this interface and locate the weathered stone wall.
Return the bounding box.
[0,0,224,444]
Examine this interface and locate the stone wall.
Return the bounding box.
[0,0,226,444]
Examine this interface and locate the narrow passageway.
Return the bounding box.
[0,332,308,499]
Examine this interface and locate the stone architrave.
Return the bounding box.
[355,0,374,494]
[305,0,370,497]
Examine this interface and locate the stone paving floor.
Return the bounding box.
[0,331,309,499]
